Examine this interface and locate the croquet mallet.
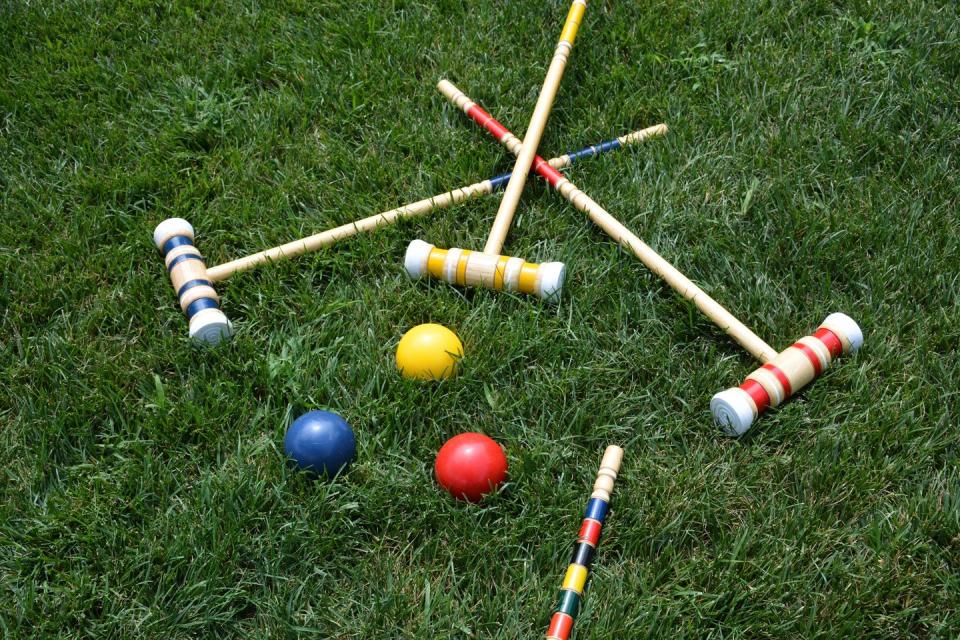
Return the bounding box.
[404,0,589,301]
[441,81,863,435]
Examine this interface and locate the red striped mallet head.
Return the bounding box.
[711,313,863,435]
[153,218,233,345]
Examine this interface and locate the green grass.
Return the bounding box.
[1,0,958,637]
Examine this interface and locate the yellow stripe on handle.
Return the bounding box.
[493,255,510,291]
[562,564,589,595]
[559,0,587,44]
[456,249,471,285]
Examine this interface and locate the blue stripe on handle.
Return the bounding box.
[161,235,194,256]
[177,278,213,298]
[488,136,624,192]
[564,138,621,163]
[584,497,608,523]
[185,297,219,320]
[489,172,512,191]
[167,253,203,272]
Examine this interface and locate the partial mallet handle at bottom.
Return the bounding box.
[544,445,623,640]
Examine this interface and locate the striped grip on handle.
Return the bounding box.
[545,445,622,640]
[558,0,587,46]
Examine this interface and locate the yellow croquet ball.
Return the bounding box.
[396,323,463,381]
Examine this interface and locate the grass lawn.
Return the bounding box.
[1,0,958,637]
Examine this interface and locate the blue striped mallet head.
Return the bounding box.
[153,218,233,345]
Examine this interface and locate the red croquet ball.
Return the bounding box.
[434,432,508,502]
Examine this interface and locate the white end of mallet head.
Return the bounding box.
[822,312,863,353]
[404,239,434,278]
[537,262,566,302]
[711,388,756,437]
[189,308,233,345]
[153,218,195,251]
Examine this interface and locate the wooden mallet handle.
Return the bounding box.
[206,127,651,283]
[484,0,588,256]
[205,181,493,282]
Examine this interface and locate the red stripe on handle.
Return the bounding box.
[531,156,566,188]
[546,612,574,640]
[762,363,793,398]
[792,342,823,376]
[739,379,770,414]
[462,104,566,188]
[814,328,843,358]
[465,103,510,141]
[577,519,602,547]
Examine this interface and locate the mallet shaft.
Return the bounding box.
[557,184,778,362]
[206,182,488,282]
[206,128,655,283]
[439,81,778,363]
[484,0,587,256]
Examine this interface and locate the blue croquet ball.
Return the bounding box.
[284,410,356,477]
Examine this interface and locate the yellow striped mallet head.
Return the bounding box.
[153,218,233,345]
[404,240,565,301]
[711,313,863,435]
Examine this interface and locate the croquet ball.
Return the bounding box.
[284,410,356,477]
[434,432,508,502]
[396,323,463,380]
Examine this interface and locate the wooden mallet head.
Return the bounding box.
[153,218,233,345]
[404,240,565,301]
[711,313,863,435]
